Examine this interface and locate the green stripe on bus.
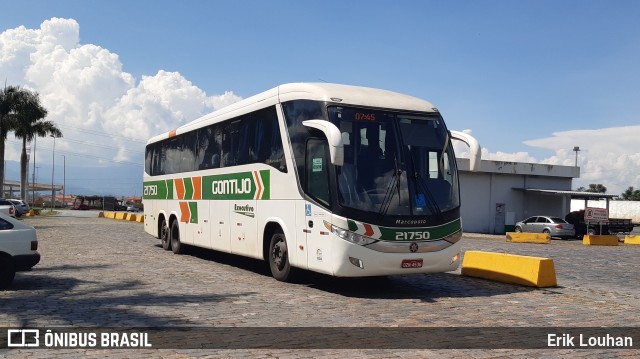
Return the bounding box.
[378,218,461,241]
[145,170,269,201]
[143,179,174,200]
[345,218,461,241]
[201,170,270,200]
[184,177,194,200]
[188,202,198,223]
[259,170,270,200]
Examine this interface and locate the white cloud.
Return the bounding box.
[0,18,242,166]
[524,126,640,195]
[454,127,640,195]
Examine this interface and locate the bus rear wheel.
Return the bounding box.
[269,230,294,282]
[170,220,182,254]
[160,218,171,250]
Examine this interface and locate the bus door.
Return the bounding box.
[230,197,258,257]
[304,138,333,273]
[210,201,231,253]
[192,200,210,248]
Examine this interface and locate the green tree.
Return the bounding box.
[0,85,25,196]
[13,89,62,201]
[578,184,607,193]
[621,186,640,201]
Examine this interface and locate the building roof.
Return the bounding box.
[512,188,618,199]
[456,158,580,179]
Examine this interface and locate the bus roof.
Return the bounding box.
[147,83,437,144]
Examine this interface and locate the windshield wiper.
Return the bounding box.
[406,148,443,219]
[439,131,451,176]
[377,156,402,220]
[414,171,443,219]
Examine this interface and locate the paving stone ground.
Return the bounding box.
[1,215,638,358]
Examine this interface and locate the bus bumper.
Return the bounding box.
[330,238,462,277]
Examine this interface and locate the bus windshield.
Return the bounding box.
[327,106,459,216]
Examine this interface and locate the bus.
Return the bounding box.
[143,83,481,281]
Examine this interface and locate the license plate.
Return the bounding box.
[401,259,423,269]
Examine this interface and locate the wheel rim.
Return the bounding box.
[161,223,169,242]
[271,236,287,271]
[171,223,179,247]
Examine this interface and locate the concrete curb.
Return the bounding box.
[99,211,143,223]
[583,235,618,246]
[461,250,557,288]
[506,232,550,244]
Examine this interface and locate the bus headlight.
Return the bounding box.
[328,223,378,246]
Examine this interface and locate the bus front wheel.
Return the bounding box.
[269,230,293,282]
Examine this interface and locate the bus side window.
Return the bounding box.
[305,138,331,207]
[196,125,221,170]
[220,122,235,167]
[156,142,166,175]
[253,106,287,172]
[145,144,153,175]
[179,131,197,172]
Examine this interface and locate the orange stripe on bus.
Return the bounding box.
[253,171,263,199]
[175,178,185,200]
[192,176,202,200]
[179,202,190,223]
[363,223,374,237]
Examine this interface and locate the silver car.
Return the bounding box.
[8,199,29,217]
[515,216,575,239]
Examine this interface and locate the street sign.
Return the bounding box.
[584,207,609,222]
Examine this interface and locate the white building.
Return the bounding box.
[456,158,587,234]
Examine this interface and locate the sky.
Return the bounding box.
[1,0,639,196]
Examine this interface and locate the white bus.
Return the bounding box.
[143,83,480,281]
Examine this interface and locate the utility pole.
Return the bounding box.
[62,155,66,208]
[51,135,55,211]
[32,138,37,207]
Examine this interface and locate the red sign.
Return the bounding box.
[584,207,609,222]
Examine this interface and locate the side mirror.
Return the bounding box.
[302,120,344,166]
[450,130,481,172]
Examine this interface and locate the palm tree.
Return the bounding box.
[0,85,26,197]
[13,89,62,201]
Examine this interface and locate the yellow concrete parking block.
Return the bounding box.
[135,215,144,223]
[583,235,619,246]
[105,212,115,219]
[506,232,550,244]
[461,250,557,288]
[624,235,640,245]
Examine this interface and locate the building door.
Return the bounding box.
[494,203,505,234]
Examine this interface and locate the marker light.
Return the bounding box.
[349,257,364,269]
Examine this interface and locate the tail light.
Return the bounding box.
[9,207,14,216]
[555,224,563,229]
